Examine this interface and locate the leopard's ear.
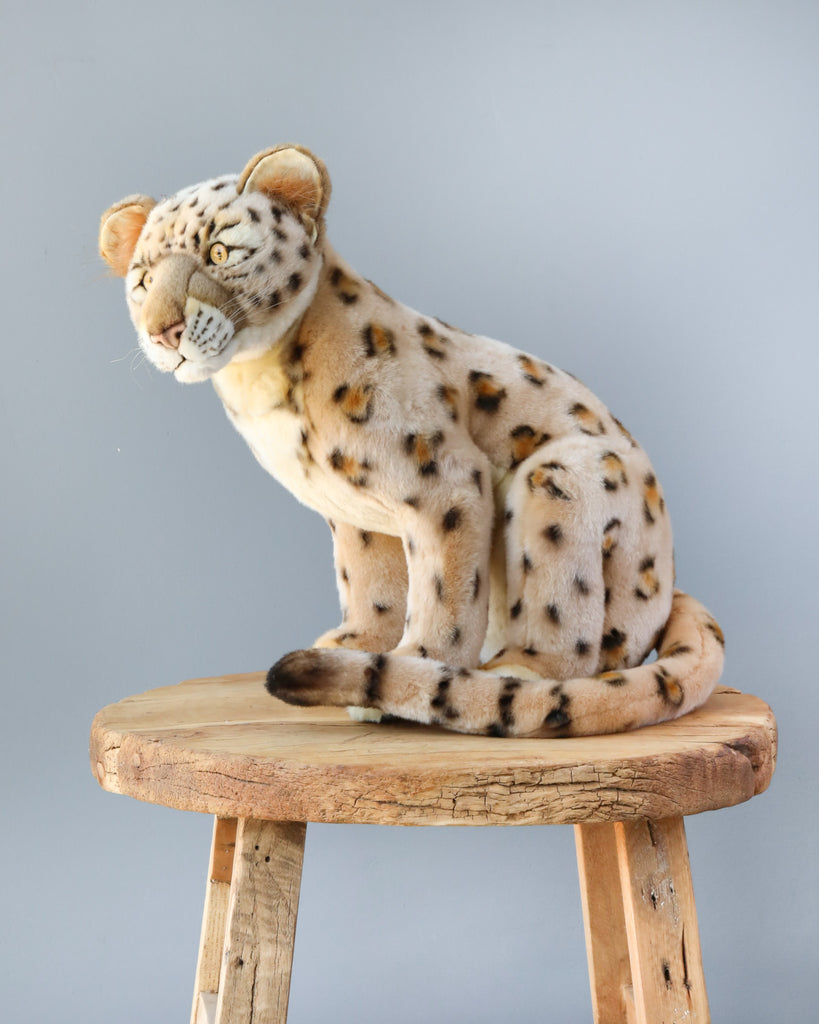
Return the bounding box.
[237,145,331,240]
[99,195,156,277]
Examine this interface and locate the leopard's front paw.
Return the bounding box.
[313,627,398,653]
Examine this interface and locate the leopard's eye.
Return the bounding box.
[209,242,229,265]
[143,271,153,288]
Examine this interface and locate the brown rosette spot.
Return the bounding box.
[403,431,444,476]
[469,370,507,413]
[602,517,622,558]
[328,448,372,488]
[643,473,666,524]
[362,323,396,357]
[329,266,361,305]
[635,556,661,601]
[332,383,374,424]
[600,451,629,491]
[570,402,606,436]
[517,353,552,387]
[509,425,550,468]
[436,384,460,422]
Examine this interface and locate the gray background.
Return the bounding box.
[2,1,817,1021]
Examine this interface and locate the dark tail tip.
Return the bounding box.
[266,649,326,706]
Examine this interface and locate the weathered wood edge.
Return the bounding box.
[89,687,776,827]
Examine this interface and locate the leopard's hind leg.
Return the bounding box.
[483,437,673,680]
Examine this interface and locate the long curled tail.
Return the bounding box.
[266,590,724,737]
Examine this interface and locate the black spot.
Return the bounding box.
[360,531,372,547]
[546,479,571,501]
[472,570,481,601]
[504,508,514,523]
[706,620,725,647]
[248,208,260,223]
[522,552,533,574]
[510,599,523,619]
[364,653,387,702]
[544,688,571,729]
[664,643,693,657]
[340,567,349,583]
[471,468,483,494]
[522,647,538,657]
[574,576,591,596]
[289,272,302,292]
[430,676,452,709]
[442,507,462,531]
[434,574,445,601]
[487,722,507,738]
[298,243,310,259]
[269,289,281,307]
[449,625,462,646]
[639,556,656,571]
[417,322,434,337]
[498,680,519,727]
[333,384,348,403]
[546,604,561,625]
[418,645,429,658]
[575,639,591,657]
[600,673,627,686]
[403,495,421,509]
[544,523,563,545]
[601,628,627,651]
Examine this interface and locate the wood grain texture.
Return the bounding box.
[575,822,633,1023]
[617,817,709,1024]
[90,676,776,826]
[214,819,305,1024]
[190,818,237,1024]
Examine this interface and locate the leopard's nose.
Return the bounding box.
[150,321,185,350]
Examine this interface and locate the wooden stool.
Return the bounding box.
[90,675,776,1024]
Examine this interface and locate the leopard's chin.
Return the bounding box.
[173,356,226,383]
[172,342,238,383]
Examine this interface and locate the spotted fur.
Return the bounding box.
[100,144,724,737]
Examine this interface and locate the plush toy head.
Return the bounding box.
[99,145,331,382]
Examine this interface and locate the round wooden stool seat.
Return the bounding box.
[91,675,775,825]
[90,675,776,1024]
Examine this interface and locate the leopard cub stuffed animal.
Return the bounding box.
[100,144,724,737]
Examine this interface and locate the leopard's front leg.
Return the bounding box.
[313,521,408,653]
[394,453,494,665]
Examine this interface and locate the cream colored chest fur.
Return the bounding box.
[212,348,396,532]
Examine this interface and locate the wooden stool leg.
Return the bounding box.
[214,818,306,1024]
[615,817,710,1024]
[575,822,635,1023]
[191,817,238,1024]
